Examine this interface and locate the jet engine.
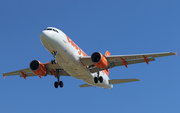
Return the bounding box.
[91,52,108,69]
[30,60,47,76]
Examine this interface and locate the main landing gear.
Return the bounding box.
[50,51,64,88]
[51,51,57,64]
[54,69,64,88]
[94,70,103,84]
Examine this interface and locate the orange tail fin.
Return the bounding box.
[104,50,110,76]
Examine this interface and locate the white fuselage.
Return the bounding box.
[40,27,113,89]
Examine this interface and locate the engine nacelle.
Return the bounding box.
[91,52,108,69]
[30,60,47,76]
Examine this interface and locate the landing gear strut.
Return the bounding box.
[51,51,57,64]
[94,69,103,84]
[54,69,64,88]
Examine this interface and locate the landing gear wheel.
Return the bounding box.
[59,81,63,88]
[51,60,54,64]
[53,68,64,89]
[54,82,58,88]
[51,60,57,64]
[94,77,98,83]
[99,76,103,83]
[51,51,57,64]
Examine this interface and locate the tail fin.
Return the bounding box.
[104,50,111,76]
[105,50,110,56]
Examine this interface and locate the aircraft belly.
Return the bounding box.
[66,61,92,79]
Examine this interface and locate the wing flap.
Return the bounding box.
[109,79,140,85]
[109,57,155,68]
[106,52,176,62]
[19,73,37,77]
[90,57,155,73]
[3,68,31,76]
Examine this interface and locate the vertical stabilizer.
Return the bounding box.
[104,50,110,76]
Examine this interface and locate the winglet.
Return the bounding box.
[3,74,5,79]
[105,50,111,56]
[175,52,177,57]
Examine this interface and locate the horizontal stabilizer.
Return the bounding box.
[79,84,93,88]
[109,79,140,85]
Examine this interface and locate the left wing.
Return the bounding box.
[80,52,177,73]
[3,62,70,79]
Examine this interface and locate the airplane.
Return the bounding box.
[3,27,177,89]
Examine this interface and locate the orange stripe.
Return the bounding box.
[20,71,26,79]
[50,68,57,78]
[103,69,109,76]
[120,57,128,68]
[143,55,149,64]
[103,50,110,76]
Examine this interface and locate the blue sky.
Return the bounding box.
[0,0,179,113]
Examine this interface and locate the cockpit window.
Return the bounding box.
[47,28,53,30]
[44,28,59,33]
[53,29,59,33]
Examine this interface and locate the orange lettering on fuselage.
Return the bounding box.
[66,35,89,56]
[66,35,71,43]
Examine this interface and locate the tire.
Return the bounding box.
[51,60,54,64]
[94,77,98,83]
[99,76,103,83]
[59,81,63,88]
[54,60,57,64]
[54,82,58,88]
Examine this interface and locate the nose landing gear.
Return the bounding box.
[51,51,57,64]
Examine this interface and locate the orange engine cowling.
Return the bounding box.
[91,52,108,69]
[29,60,47,76]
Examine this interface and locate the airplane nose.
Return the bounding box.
[40,30,54,42]
[40,30,54,46]
[40,30,48,40]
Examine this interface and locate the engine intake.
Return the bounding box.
[30,60,47,76]
[91,52,108,69]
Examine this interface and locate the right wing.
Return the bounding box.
[3,62,70,79]
[80,52,176,73]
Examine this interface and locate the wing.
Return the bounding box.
[3,62,70,79]
[80,52,176,73]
